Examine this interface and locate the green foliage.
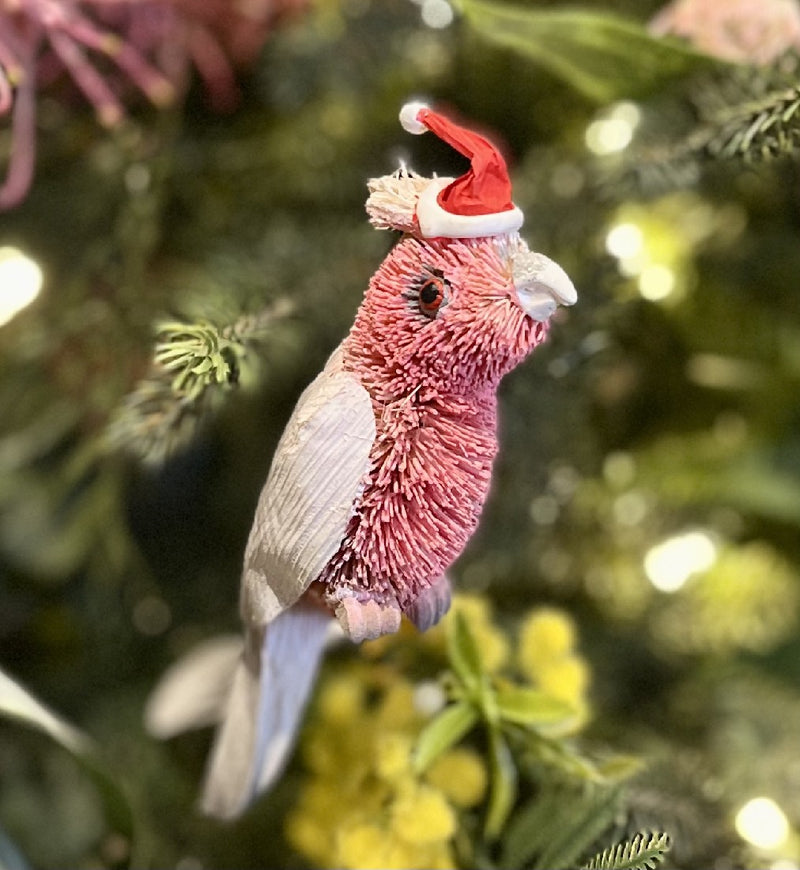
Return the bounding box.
[457,1,727,103]
[500,780,624,870]
[582,831,672,870]
[414,612,640,847]
[414,700,479,773]
[105,300,292,466]
[0,668,134,869]
[616,72,800,195]
[3,0,800,867]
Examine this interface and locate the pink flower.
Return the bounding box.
[0,0,305,210]
[650,0,800,64]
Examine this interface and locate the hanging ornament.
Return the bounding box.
[201,101,577,819]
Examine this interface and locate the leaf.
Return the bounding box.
[534,784,624,870]
[594,754,646,783]
[447,609,485,690]
[501,782,624,870]
[500,786,564,870]
[495,685,577,728]
[485,726,518,840]
[413,700,479,773]
[457,1,729,103]
[0,667,90,754]
[0,667,135,866]
[582,831,672,870]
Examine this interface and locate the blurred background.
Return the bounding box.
[2,0,800,867]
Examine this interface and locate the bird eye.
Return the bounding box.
[411,269,449,319]
[419,278,444,314]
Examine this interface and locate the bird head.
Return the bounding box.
[347,104,576,397]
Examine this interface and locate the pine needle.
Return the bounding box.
[581,831,672,870]
[610,62,800,195]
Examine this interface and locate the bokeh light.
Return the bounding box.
[644,530,717,593]
[0,246,43,326]
[735,797,790,851]
[585,101,641,155]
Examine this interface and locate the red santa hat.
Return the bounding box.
[400,101,524,239]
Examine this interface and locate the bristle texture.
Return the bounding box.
[318,235,548,613]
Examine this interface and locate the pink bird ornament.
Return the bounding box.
[201,101,577,818]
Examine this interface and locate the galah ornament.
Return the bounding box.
[201,101,578,819]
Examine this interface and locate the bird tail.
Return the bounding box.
[200,606,333,820]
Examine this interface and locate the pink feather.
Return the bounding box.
[318,235,548,618]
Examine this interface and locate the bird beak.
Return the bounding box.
[512,251,577,322]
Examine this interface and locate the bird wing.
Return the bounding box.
[240,346,376,627]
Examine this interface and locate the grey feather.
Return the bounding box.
[201,606,332,819]
[143,634,242,739]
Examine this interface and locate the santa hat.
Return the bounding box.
[400,101,524,239]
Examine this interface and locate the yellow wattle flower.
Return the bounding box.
[391,781,457,844]
[535,655,591,708]
[517,607,577,679]
[425,747,487,808]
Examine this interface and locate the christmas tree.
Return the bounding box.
[2,1,800,867]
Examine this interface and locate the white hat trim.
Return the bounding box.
[416,177,524,239]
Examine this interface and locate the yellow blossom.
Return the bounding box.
[316,673,364,723]
[337,822,401,869]
[517,607,577,679]
[284,812,330,866]
[425,747,487,808]
[375,732,414,782]
[377,680,422,729]
[535,655,591,708]
[391,782,457,844]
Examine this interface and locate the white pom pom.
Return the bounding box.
[399,101,429,135]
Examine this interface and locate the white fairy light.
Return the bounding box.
[638,263,676,300]
[585,118,633,155]
[585,102,641,156]
[644,530,717,593]
[735,797,790,851]
[0,246,43,326]
[420,0,453,28]
[605,222,644,260]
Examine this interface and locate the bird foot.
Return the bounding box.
[335,597,402,642]
[404,575,452,632]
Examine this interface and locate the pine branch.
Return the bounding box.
[581,831,672,870]
[702,83,800,161]
[608,65,800,196]
[104,299,292,466]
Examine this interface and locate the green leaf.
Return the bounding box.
[582,831,672,870]
[485,727,518,840]
[413,701,479,773]
[457,1,729,103]
[594,754,646,783]
[495,685,577,728]
[447,610,485,690]
[500,787,564,870]
[0,667,135,867]
[0,667,90,754]
[534,784,624,870]
[501,782,625,870]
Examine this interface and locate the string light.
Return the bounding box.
[0,246,43,326]
[644,530,717,593]
[735,797,790,851]
[585,101,641,155]
[605,222,644,260]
